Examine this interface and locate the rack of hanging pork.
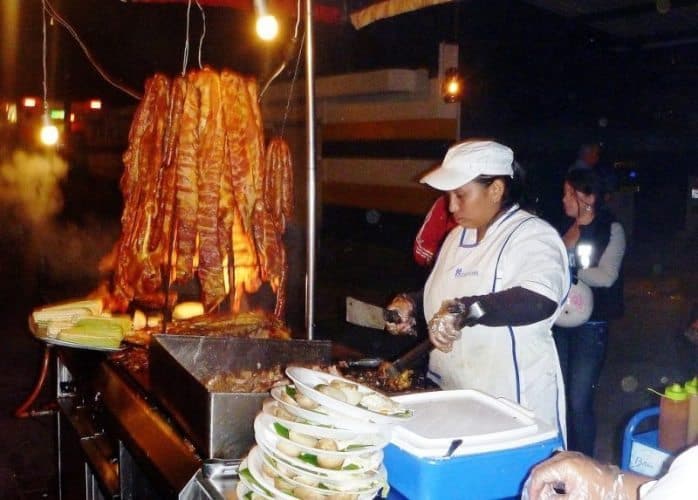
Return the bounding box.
[101,67,294,334]
[27,68,338,499]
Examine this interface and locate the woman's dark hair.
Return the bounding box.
[565,167,605,210]
[473,160,527,210]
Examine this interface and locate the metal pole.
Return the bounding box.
[304,0,316,339]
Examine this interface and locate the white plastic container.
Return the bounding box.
[383,390,562,500]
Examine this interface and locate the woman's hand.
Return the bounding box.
[428,301,463,352]
[384,294,417,336]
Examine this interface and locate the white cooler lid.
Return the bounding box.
[390,389,559,458]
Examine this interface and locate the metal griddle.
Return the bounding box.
[149,335,331,459]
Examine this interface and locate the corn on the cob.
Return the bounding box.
[35,299,103,315]
[46,320,76,338]
[74,317,131,335]
[57,320,124,349]
[33,307,93,325]
[57,328,123,349]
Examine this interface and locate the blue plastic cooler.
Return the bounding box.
[383,390,562,500]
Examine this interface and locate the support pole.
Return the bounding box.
[304,0,317,339]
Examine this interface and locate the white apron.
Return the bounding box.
[424,206,569,434]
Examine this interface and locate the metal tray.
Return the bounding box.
[149,335,332,459]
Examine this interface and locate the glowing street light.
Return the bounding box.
[39,118,59,146]
[253,0,279,41]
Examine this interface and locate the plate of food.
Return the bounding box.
[237,456,274,499]
[262,400,390,443]
[258,413,388,454]
[249,445,384,500]
[254,416,383,478]
[269,386,390,434]
[258,446,388,499]
[285,367,413,423]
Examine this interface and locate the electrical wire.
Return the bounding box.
[195,0,206,69]
[281,30,305,139]
[41,0,49,119]
[42,0,141,100]
[182,0,192,75]
[258,0,303,104]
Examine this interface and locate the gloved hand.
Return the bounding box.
[427,300,467,352]
[522,451,629,500]
[427,312,461,352]
[384,294,417,336]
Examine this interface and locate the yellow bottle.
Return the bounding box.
[658,383,689,453]
[685,377,698,446]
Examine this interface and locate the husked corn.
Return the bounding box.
[33,307,92,324]
[46,320,76,338]
[37,299,103,315]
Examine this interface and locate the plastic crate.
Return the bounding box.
[621,406,674,478]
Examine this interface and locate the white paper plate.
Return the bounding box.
[286,367,413,423]
[258,446,388,497]
[255,417,383,478]
[269,386,390,434]
[262,399,390,448]
[236,479,271,500]
[246,446,297,500]
[238,456,274,499]
[254,413,385,460]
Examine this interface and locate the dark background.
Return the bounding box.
[4,0,696,237]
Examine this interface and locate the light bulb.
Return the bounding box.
[441,67,464,103]
[40,123,59,146]
[256,14,279,41]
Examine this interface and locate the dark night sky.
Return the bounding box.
[8,0,695,131]
[3,0,696,236]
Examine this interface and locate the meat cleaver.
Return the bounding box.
[345,297,400,330]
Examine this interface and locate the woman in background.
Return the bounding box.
[554,167,626,456]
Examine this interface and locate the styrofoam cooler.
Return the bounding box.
[383,390,563,500]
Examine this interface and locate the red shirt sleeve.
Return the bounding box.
[414,195,457,267]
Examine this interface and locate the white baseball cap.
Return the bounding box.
[421,140,514,191]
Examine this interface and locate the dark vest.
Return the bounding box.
[567,210,625,321]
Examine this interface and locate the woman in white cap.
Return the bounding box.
[386,139,570,430]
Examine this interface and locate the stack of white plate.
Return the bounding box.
[237,367,414,499]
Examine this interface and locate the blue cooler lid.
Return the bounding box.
[390,389,559,458]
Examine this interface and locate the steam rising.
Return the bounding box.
[0,149,68,223]
[0,149,119,300]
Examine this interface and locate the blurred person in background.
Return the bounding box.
[554,167,626,456]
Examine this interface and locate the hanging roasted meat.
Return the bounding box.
[107,68,293,321]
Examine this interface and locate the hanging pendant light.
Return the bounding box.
[254,0,279,41]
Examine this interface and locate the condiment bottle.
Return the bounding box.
[685,377,698,445]
[658,383,689,453]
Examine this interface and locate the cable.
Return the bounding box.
[258,0,303,104]
[195,0,206,69]
[281,30,305,139]
[42,0,141,100]
[182,0,192,75]
[42,0,49,119]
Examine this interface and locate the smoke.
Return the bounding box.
[0,149,119,302]
[0,149,68,224]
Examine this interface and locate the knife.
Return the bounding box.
[345,296,400,330]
